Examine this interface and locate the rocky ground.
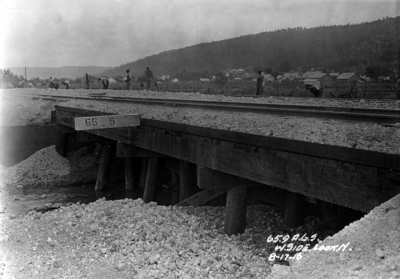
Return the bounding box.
[0,88,399,278]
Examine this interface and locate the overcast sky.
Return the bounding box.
[0,0,399,68]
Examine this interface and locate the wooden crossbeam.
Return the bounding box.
[116,142,165,158]
[197,166,261,189]
[175,188,228,206]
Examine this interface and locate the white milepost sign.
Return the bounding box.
[74,114,140,131]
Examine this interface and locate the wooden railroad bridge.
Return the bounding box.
[54,105,400,235]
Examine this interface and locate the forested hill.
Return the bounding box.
[101,17,400,78]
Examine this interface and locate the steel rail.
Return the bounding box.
[12,92,400,124]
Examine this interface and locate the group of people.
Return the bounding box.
[48,66,156,91]
[48,77,70,89]
[83,66,156,91]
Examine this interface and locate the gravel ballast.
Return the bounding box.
[1,89,400,155]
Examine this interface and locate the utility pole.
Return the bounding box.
[25,67,27,81]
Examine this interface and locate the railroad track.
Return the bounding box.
[9,91,400,125]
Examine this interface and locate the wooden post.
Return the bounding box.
[124,157,136,190]
[139,158,148,189]
[224,186,247,235]
[284,191,305,228]
[95,141,115,191]
[180,160,198,201]
[143,157,160,203]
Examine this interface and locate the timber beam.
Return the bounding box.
[175,188,228,206]
[116,142,166,158]
[55,106,400,212]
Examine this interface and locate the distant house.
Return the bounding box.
[281,72,300,81]
[171,78,179,83]
[336,73,363,85]
[262,73,275,82]
[360,75,372,82]
[329,73,340,79]
[231,69,247,78]
[242,73,256,80]
[199,78,211,83]
[301,71,322,78]
[302,72,335,87]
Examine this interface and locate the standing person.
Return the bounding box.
[98,77,110,89]
[48,77,59,89]
[48,77,55,89]
[62,80,71,89]
[255,71,264,95]
[85,73,92,89]
[126,69,132,90]
[144,66,154,91]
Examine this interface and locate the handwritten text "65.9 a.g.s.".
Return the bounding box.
[267,234,318,244]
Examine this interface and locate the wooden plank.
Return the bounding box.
[56,105,400,171]
[197,166,261,189]
[175,188,228,206]
[124,157,136,190]
[284,192,305,228]
[55,106,400,211]
[74,114,140,131]
[225,187,247,235]
[143,157,160,203]
[56,109,138,144]
[141,119,400,171]
[116,142,165,158]
[180,160,198,201]
[95,141,115,191]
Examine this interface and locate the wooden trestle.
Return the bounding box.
[55,105,400,235]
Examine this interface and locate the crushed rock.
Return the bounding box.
[0,200,325,278]
[0,145,70,188]
[269,193,400,279]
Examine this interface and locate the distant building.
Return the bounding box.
[199,78,211,83]
[336,73,363,85]
[301,71,322,78]
[302,72,335,87]
[262,73,275,82]
[171,78,179,83]
[231,69,247,78]
[329,73,340,79]
[281,72,300,81]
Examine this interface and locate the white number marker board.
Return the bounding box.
[74,114,140,131]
